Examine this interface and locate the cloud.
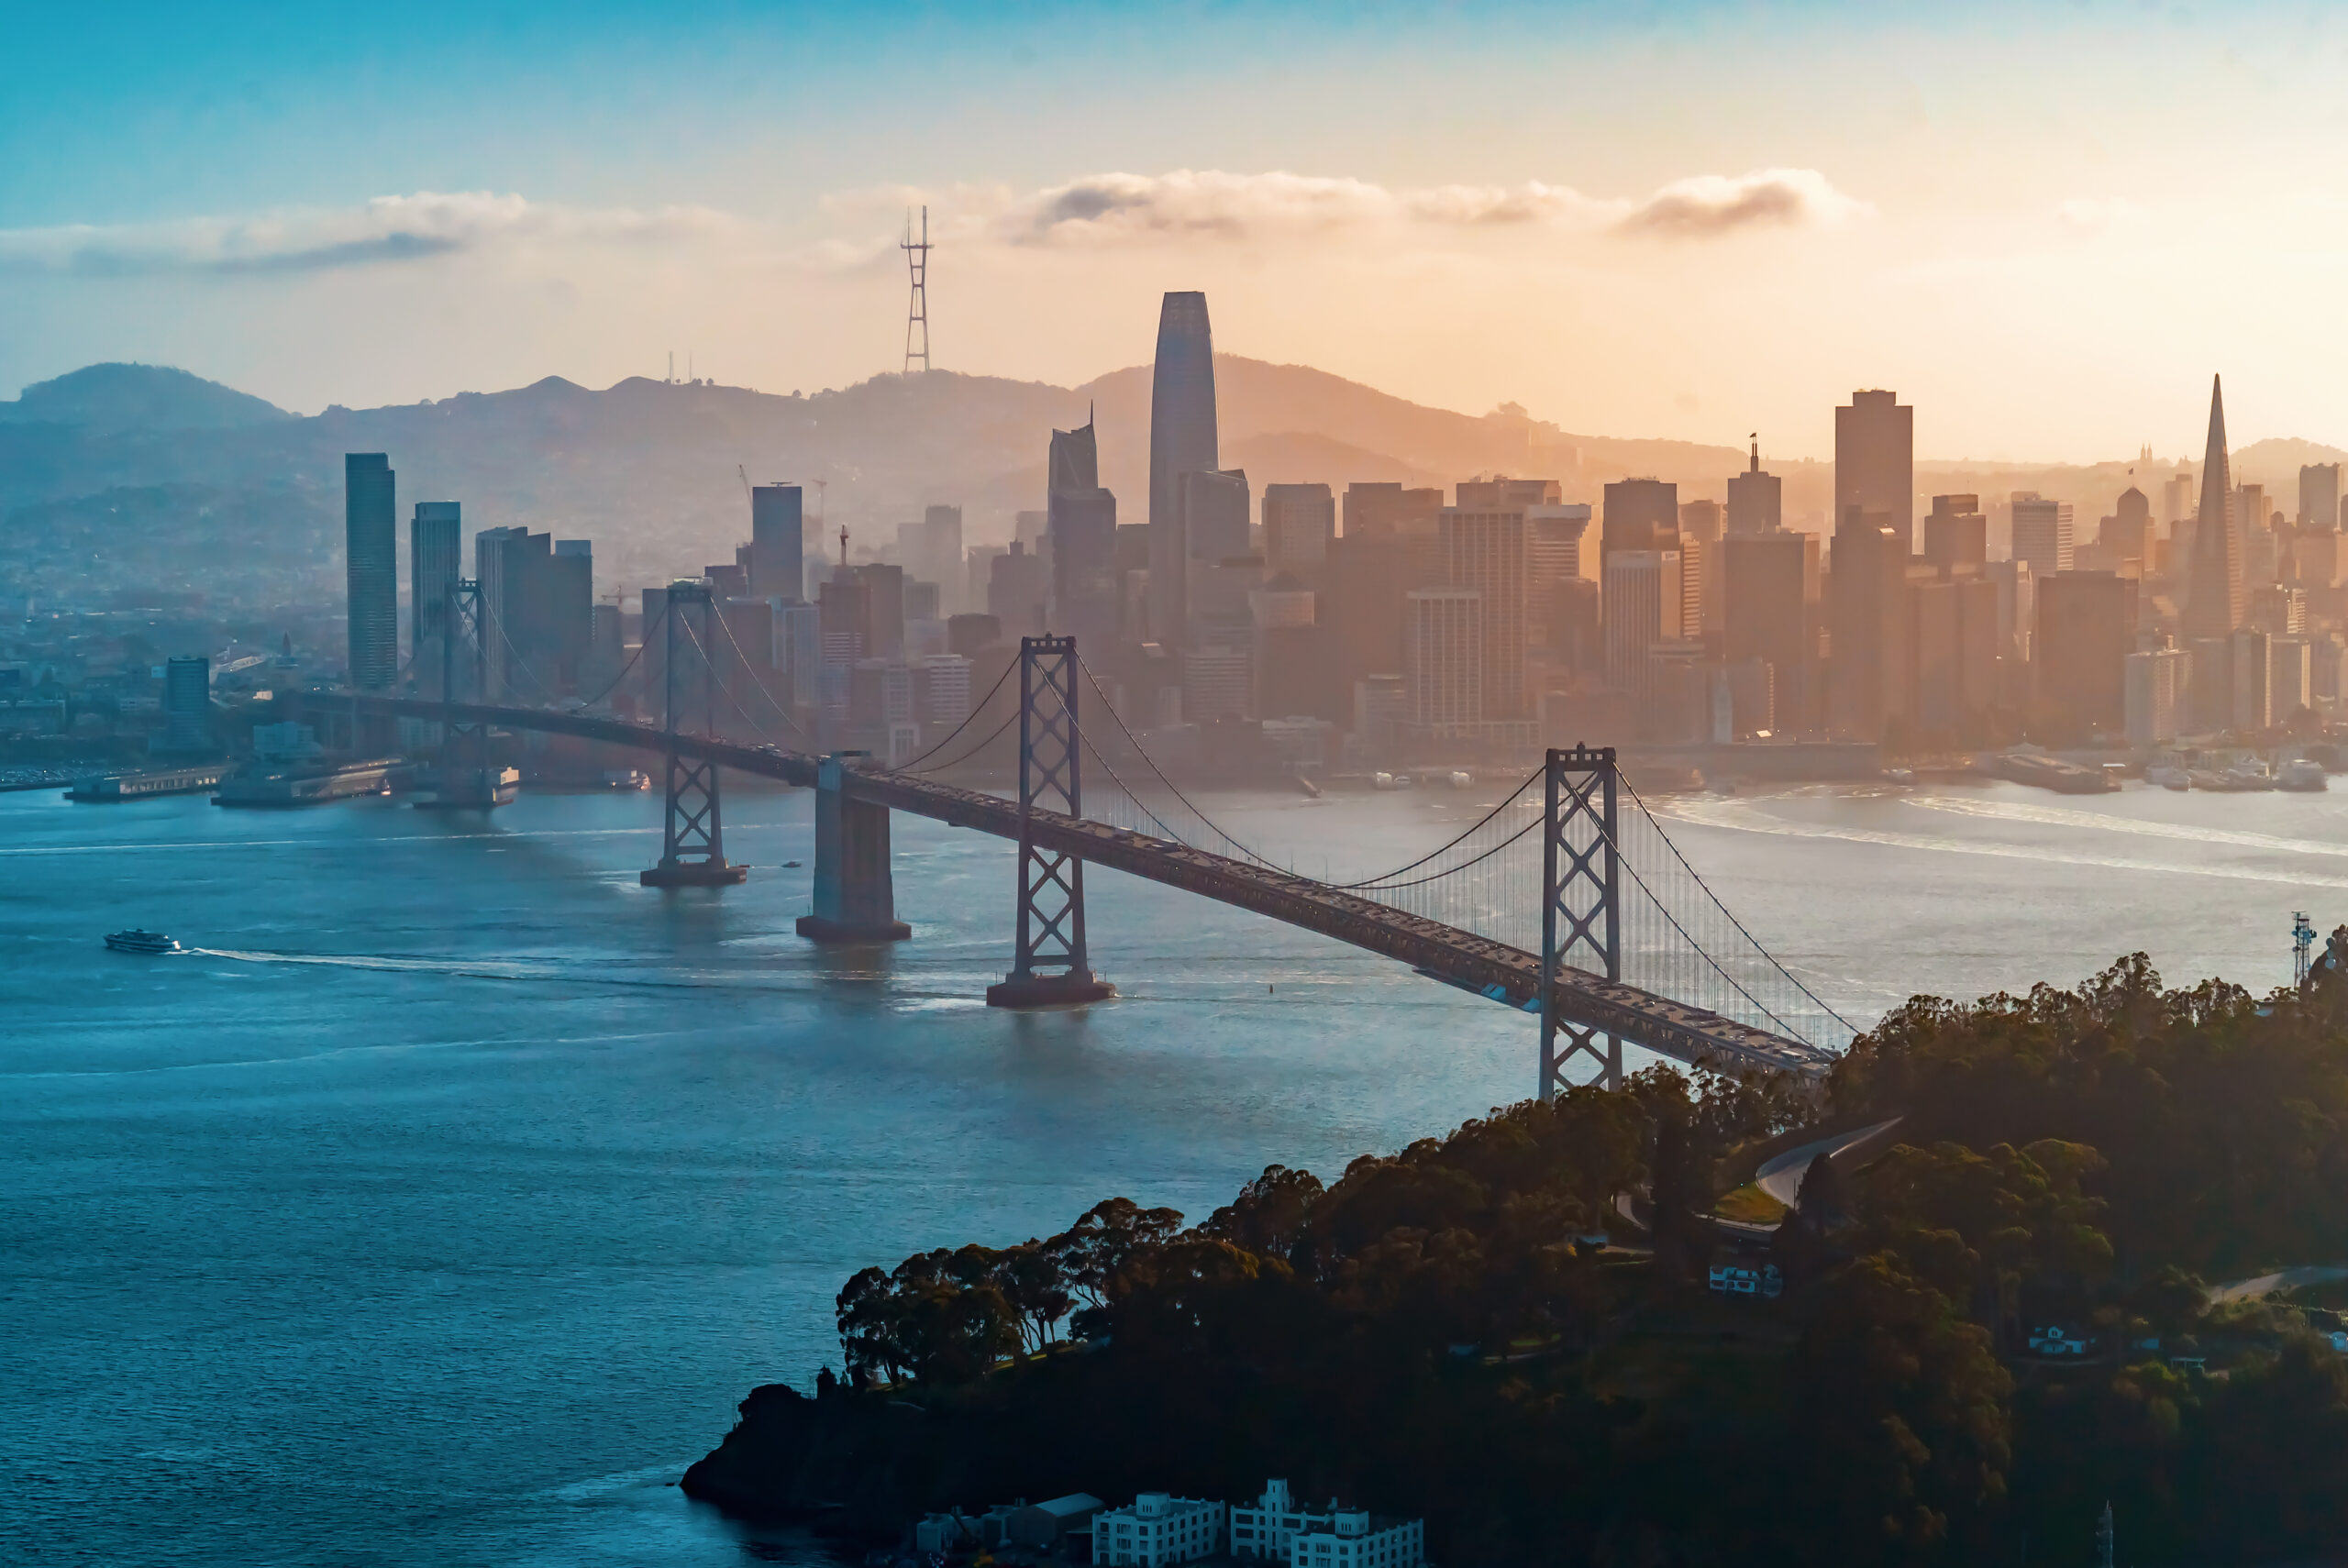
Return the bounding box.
[1613,168,1872,238]
[984,167,1865,247]
[0,192,748,277]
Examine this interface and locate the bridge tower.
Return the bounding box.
[796,751,912,942]
[641,581,748,887]
[987,635,1113,1007]
[415,578,507,811]
[1541,744,1623,1098]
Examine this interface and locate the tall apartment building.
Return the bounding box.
[2010,493,2076,579]
[1438,507,1527,717]
[1404,589,1482,725]
[1601,550,1682,697]
[345,453,398,689]
[1835,389,1915,555]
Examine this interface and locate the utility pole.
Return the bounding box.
[901,205,932,374]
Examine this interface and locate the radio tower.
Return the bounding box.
[901,205,932,374]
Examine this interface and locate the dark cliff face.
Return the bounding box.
[681,1383,968,1537]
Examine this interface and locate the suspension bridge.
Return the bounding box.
[311,584,1855,1096]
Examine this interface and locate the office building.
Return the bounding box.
[780,602,823,706]
[1602,478,1678,559]
[548,540,593,685]
[1440,506,1527,717]
[1602,550,1682,697]
[1725,438,1783,536]
[2303,464,2342,528]
[162,656,209,751]
[2231,626,2272,731]
[1262,483,1335,580]
[1829,512,1908,738]
[1679,498,1722,635]
[2125,646,2186,746]
[1525,503,1598,648]
[749,484,804,600]
[1047,419,1120,647]
[1922,495,1988,575]
[1835,389,1915,555]
[345,453,398,688]
[1093,1494,1224,1568]
[1404,589,1482,726]
[1148,292,1219,640]
[2099,486,2152,567]
[411,500,462,675]
[853,563,906,660]
[2010,493,2076,579]
[1722,531,1819,730]
[476,528,592,699]
[1173,468,1252,642]
[897,505,965,613]
[1455,477,1560,510]
[2035,570,2135,736]
[988,542,1049,637]
[1181,645,1252,722]
[1340,483,1442,540]
[2184,376,2245,638]
[2273,635,2313,721]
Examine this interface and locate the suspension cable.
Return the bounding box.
[1347,810,1545,894]
[1076,729,1190,843]
[1324,767,1543,889]
[1618,777,1858,1036]
[903,707,1021,776]
[888,657,1016,772]
[564,602,663,713]
[1071,656,1290,871]
[702,603,807,736]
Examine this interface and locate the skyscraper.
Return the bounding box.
[1404,588,1483,726]
[1922,495,1988,574]
[1601,550,1683,697]
[345,453,397,689]
[1147,292,1219,643]
[1828,510,1908,738]
[750,485,804,601]
[2036,570,2136,737]
[1440,506,1528,718]
[2301,463,2342,528]
[1047,419,1119,646]
[1723,532,1819,730]
[1601,478,1678,559]
[1835,390,1915,555]
[1262,483,1335,580]
[411,501,461,675]
[162,656,210,752]
[2184,375,2243,639]
[1725,438,1782,536]
[2010,494,2076,578]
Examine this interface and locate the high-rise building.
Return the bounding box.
[1147,292,1219,642]
[897,505,964,612]
[1455,477,1560,510]
[853,563,906,660]
[749,484,804,601]
[345,453,398,689]
[1602,550,1683,697]
[2010,493,2076,579]
[2230,626,2271,731]
[1525,504,1598,649]
[475,528,591,698]
[1404,589,1482,725]
[1722,532,1819,730]
[1439,507,1527,717]
[2184,375,2244,638]
[2302,464,2342,528]
[2125,646,2186,746]
[1174,467,1251,643]
[1835,390,1915,556]
[2035,570,2136,736]
[1679,499,1722,635]
[2162,470,2198,528]
[987,541,1048,637]
[1047,419,1119,647]
[2100,486,2152,567]
[1262,483,1335,580]
[1602,478,1678,559]
[1725,438,1782,536]
[548,540,593,686]
[410,501,462,676]
[162,656,209,751]
[1923,495,1988,575]
[2272,635,2313,720]
[1828,511,1909,738]
[1341,482,1442,540]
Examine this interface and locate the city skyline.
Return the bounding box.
[15,5,2348,459]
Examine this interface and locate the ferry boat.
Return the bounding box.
[2278,757,2330,792]
[105,929,183,955]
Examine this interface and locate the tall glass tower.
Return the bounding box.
[1146,292,1218,644]
[345,453,398,689]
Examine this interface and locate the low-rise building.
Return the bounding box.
[1093,1491,1224,1567]
[1290,1509,1424,1568]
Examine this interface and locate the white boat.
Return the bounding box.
[2279,758,2329,792]
[1446,770,1474,790]
[105,929,183,955]
[1882,767,1916,786]
[600,768,650,790]
[2223,761,2277,791]
[1371,771,1397,790]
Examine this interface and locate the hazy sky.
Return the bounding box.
[9,1,2348,461]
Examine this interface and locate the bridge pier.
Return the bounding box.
[797,753,911,941]
[642,581,748,888]
[1541,744,1623,1097]
[988,635,1113,1008]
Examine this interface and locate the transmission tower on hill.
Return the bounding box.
[901,205,932,375]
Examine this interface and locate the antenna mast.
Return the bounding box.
[901,205,932,375]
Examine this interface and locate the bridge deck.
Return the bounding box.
[333,695,1836,1078]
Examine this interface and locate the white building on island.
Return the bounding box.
[1230,1479,1425,1568]
[1092,1491,1225,1567]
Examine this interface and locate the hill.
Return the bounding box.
[0,362,292,433]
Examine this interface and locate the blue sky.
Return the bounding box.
[10,2,2348,458]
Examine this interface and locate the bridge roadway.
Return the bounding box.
[336,694,1837,1078]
